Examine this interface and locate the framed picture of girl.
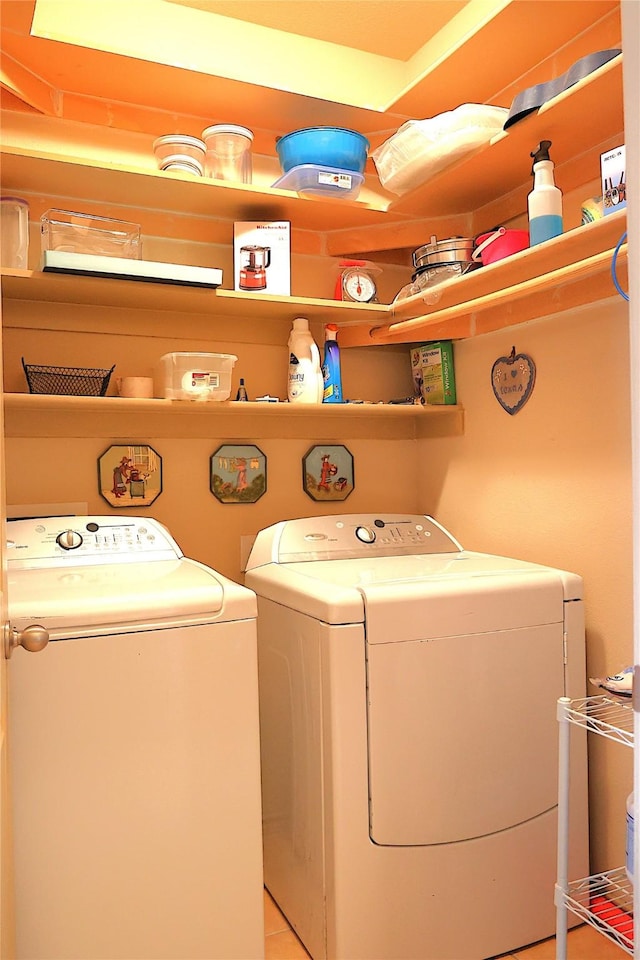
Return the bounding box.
[210,444,267,504]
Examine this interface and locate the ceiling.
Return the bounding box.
[0,0,620,141]
[0,0,481,132]
[162,0,467,60]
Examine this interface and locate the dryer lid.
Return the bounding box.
[247,550,582,627]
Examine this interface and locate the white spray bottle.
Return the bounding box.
[528,140,563,246]
[287,317,323,403]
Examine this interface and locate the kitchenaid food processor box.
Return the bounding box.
[410,340,456,405]
[233,221,291,294]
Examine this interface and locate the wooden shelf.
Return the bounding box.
[0,268,390,324]
[337,213,628,346]
[0,147,405,235]
[0,54,625,266]
[390,56,624,220]
[2,394,464,441]
[2,211,627,345]
[331,54,624,255]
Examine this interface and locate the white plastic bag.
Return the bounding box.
[372,103,509,197]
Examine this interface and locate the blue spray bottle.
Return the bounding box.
[322,323,343,403]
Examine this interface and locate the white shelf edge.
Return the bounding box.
[559,695,634,747]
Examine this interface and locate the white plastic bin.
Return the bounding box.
[160,352,237,401]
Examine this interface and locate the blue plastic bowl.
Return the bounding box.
[276,126,369,174]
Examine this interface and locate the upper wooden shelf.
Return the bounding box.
[389,55,624,220]
[0,54,624,260]
[0,147,404,235]
[329,54,625,256]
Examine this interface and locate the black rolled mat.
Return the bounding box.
[504,48,621,130]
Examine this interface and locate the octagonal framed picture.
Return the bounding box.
[210,444,267,504]
[98,444,163,507]
[302,444,354,502]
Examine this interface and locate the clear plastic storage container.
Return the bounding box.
[41,209,142,259]
[201,124,253,183]
[1,197,29,268]
[160,352,237,401]
[272,163,364,200]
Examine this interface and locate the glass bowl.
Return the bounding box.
[153,135,206,175]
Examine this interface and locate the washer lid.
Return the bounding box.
[6,517,255,635]
[6,557,248,637]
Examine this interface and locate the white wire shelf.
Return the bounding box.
[558,866,633,955]
[558,695,634,748]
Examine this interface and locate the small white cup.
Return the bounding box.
[116,376,154,399]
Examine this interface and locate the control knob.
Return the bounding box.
[56,529,83,550]
[355,525,376,544]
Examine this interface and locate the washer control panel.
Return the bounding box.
[247,514,464,567]
[6,516,182,567]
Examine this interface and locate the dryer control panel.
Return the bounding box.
[247,514,463,566]
[6,516,182,567]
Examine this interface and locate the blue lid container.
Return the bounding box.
[276,127,369,174]
[272,163,364,200]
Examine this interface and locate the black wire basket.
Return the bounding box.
[22,358,116,396]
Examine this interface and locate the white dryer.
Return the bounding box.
[245,513,589,960]
[6,515,264,960]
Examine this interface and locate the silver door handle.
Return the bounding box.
[4,623,50,659]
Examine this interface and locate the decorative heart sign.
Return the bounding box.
[491,346,536,415]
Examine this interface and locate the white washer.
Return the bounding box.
[6,515,264,960]
[245,513,589,960]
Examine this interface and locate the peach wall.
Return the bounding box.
[418,297,633,872]
[3,433,421,578]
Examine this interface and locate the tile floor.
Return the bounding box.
[263,889,628,960]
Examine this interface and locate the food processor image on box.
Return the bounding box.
[239,245,271,291]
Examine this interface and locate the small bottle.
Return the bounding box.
[528,140,563,246]
[322,324,343,403]
[236,377,249,401]
[287,317,323,404]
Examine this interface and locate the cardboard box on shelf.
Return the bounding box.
[233,221,291,295]
[601,145,626,215]
[410,340,456,405]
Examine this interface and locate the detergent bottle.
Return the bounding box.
[287,317,323,403]
[528,140,563,246]
[322,323,343,403]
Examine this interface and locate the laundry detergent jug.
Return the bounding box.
[287,317,323,403]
